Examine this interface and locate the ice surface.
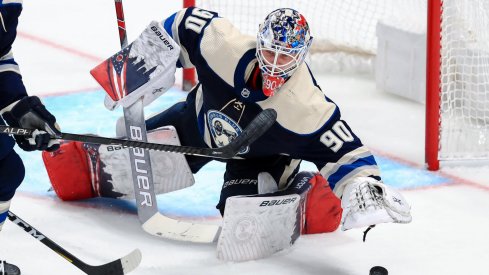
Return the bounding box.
[1,1,488,274]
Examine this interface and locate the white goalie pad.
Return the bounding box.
[100,125,194,198]
[340,177,412,231]
[217,194,302,262]
[217,172,313,262]
[90,21,180,110]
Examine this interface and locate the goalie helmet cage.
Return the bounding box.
[182,0,489,171]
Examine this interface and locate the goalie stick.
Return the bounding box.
[111,0,162,240]
[0,108,276,159]
[7,211,141,275]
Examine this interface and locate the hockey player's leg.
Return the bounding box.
[216,156,345,261]
[216,155,298,215]
[43,88,208,201]
[145,86,212,173]
[42,127,195,201]
[253,171,342,235]
[0,151,24,275]
[0,150,25,230]
[216,156,302,261]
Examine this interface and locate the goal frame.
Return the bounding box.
[182,0,197,91]
[425,0,441,171]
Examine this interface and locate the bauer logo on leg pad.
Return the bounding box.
[259,197,297,206]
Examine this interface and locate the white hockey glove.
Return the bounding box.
[1,96,60,152]
[340,177,411,231]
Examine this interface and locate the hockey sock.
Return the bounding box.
[0,200,11,231]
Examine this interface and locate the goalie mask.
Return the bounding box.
[256,8,312,96]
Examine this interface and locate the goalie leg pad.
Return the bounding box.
[111,125,195,196]
[43,126,194,201]
[217,171,311,262]
[42,141,96,201]
[303,173,342,234]
[217,155,298,215]
[217,193,302,262]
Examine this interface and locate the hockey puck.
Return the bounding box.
[369,266,388,275]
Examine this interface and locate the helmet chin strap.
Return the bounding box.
[262,73,286,97]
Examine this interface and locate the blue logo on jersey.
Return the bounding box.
[207,110,249,154]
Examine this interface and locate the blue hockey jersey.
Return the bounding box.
[0,0,27,158]
[163,7,380,195]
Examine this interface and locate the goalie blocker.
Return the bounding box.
[42,126,194,200]
[90,20,180,111]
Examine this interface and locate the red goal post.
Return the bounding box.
[182,0,197,91]
[426,0,489,170]
[425,0,441,171]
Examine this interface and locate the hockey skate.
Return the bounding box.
[0,261,20,275]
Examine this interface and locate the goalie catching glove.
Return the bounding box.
[340,177,412,231]
[1,96,60,152]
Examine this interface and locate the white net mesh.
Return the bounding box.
[195,0,426,73]
[439,0,489,160]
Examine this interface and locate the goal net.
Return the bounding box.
[439,0,489,160]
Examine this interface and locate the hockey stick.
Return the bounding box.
[0,108,276,159]
[7,211,141,275]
